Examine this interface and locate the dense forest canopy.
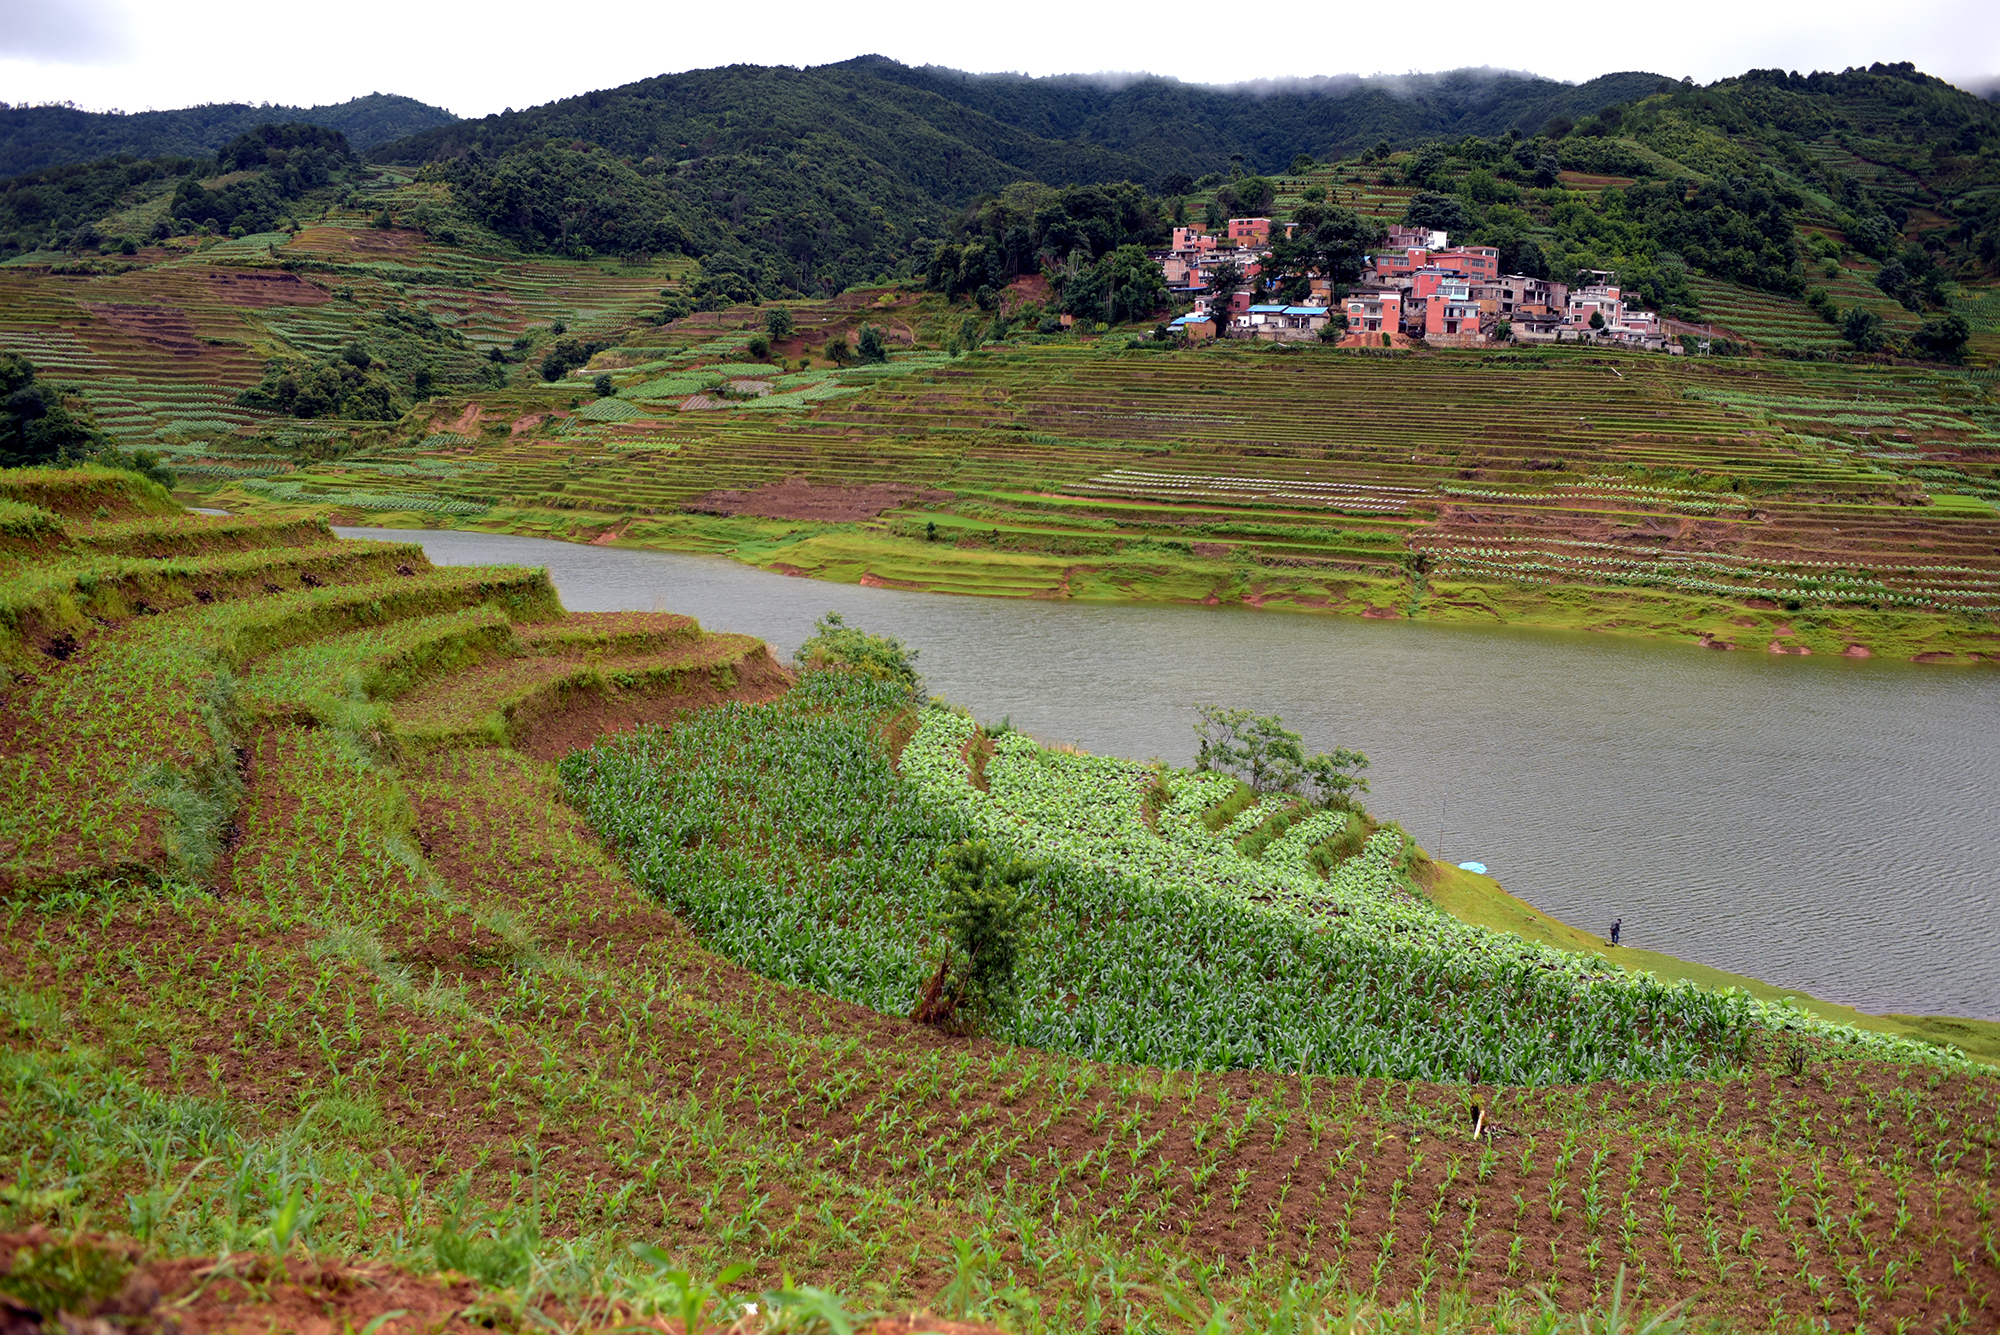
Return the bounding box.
[0,93,455,178]
[855,61,1674,174]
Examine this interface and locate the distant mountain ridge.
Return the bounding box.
[839,59,1674,172]
[0,93,457,178]
[368,59,1670,185]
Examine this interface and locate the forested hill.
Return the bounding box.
[358,60,1675,298]
[849,60,1673,173]
[371,62,1161,208]
[368,61,1675,186]
[0,93,456,177]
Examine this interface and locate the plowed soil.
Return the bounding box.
[0,1228,1003,1335]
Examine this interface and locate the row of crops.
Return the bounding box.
[1414,540,2000,609]
[559,673,1967,1087]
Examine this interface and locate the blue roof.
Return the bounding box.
[1283,306,1326,315]
[1248,304,1287,313]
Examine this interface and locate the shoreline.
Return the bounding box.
[255,496,2000,667]
[1416,856,2000,1066]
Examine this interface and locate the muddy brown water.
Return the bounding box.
[341,527,2000,1021]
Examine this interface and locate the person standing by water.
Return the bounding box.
[1610,918,1622,946]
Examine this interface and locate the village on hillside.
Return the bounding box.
[1157,220,1675,350]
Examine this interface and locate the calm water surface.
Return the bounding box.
[342,527,2000,1020]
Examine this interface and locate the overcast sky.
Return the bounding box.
[2,0,1995,118]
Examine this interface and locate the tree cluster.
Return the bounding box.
[538,335,611,382]
[1,352,173,483]
[164,123,357,237]
[237,344,408,420]
[441,143,707,260]
[0,153,201,256]
[1261,203,1385,304]
[1192,704,1371,810]
[1,352,105,466]
[0,93,454,179]
[926,181,1167,301]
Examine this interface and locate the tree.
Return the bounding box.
[1317,313,1348,343]
[1842,307,1884,352]
[1302,747,1371,809]
[764,305,795,340]
[592,373,614,397]
[855,324,888,364]
[1203,260,1243,330]
[1588,310,1606,331]
[1098,244,1167,323]
[1403,191,1470,235]
[1911,312,1969,363]
[1263,205,1384,303]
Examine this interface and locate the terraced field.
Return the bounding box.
[3,468,1998,1334]
[192,312,2000,661]
[0,198,683,464]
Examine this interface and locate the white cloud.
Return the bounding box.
[0,0,1993,118]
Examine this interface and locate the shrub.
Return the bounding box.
[855,325,888,364]
[912,839,1038,1030]
[792,611,922,699]
[746,334,771,360]
[1911,313,1969,363]
[1842,307,1884,352]
[592,373,614,397]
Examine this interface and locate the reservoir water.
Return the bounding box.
[342,527,2000,1021]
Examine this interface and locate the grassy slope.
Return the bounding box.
[1416,859,2000,1066]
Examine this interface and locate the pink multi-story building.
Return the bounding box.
[1171,226,1219,252]
[1428,246,1501,280]
[1371,248,1430,282]
[1227,217,1272,247]
[1423,276,1487,340]
[1343,288,1404,336]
